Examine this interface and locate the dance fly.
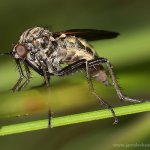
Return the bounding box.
[0,27,146,126]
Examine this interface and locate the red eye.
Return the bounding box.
[15,44,28,58]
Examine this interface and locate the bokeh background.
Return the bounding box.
[0,0,150,150]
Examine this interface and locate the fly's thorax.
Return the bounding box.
[14,27,98,74]
[45,41,68,73]
[18,27,55,54]
[19,27,51,43]
[28,42,67,74]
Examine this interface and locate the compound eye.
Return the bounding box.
[15,44,28,58]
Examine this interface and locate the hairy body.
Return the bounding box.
[15,27,108,84]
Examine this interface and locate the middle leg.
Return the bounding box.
[40,61,52,128]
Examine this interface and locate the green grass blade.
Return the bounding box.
[0,102,150,136]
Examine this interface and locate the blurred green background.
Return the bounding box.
[0,0,150,149]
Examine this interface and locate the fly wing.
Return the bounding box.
[53,29,119,41]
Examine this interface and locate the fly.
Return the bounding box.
[0,27,147,126]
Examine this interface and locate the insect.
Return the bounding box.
[0,27,145,126]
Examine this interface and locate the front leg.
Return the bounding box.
[18,61,32,91]
[40,60,52,128]
[12,59,25,92]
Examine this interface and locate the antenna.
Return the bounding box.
[0,52,11,56]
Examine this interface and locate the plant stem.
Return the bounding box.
[0,102,150,136]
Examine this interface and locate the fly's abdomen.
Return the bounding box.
[62,36,96,63]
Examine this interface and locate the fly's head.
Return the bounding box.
[12,27,55,60]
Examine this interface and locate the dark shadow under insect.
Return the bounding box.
[0,27,146,127]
